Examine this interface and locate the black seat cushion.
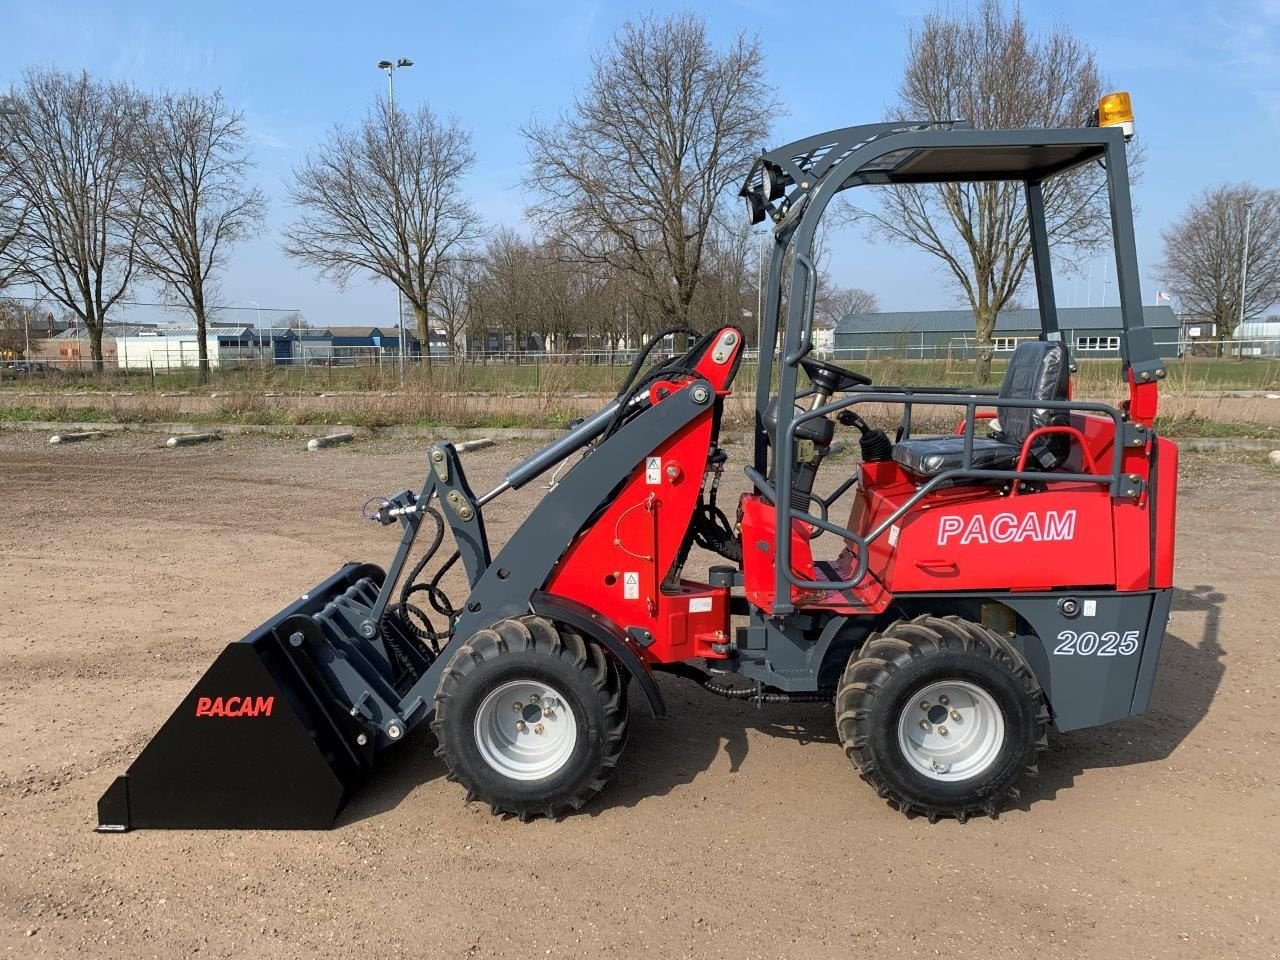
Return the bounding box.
[891,436,1021,477]
[994,340,1071,455]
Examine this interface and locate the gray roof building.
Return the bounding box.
[833,306,1181,360]
[835,305,1179,336]
[53,323,160,339]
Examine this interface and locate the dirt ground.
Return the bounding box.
[0,431,1275,959]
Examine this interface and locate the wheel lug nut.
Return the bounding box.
[938,726,949,736]
[544,709,555,719]
[938,695,950,706]
[919,719,932,731]
[513,702,523,712]
[529,694,540,703]
[950,710,962,722]
[919,701,930,710]
[515,720,527,732]
[534,724,545,735]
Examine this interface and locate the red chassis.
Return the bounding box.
[543,326,1177,672]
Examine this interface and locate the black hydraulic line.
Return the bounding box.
[658,663,833,704]
[614,325,702,399]
[378,505,460,688]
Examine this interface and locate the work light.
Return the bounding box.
[761,162,786,201]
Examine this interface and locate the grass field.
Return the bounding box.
[4,355,1280,395]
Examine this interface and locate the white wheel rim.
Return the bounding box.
[896,680,1006,782]
[474,680,578,781]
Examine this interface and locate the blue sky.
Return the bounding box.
[3,0,1277,328]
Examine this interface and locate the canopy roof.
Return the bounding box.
[742,122,1114,201]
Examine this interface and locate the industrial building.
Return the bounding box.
[832,305,1182,360]
[114,326,291,370]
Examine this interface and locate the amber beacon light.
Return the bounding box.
[1097,91,1135,139]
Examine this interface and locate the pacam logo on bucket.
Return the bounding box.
[194,695,275,718]
[936,509,1076,547]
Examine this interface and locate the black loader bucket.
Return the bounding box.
[97,563,391,831]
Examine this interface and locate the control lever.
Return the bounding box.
[837,410,871,433]
[836,410,894,464]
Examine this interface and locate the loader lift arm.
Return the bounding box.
[99,327,743,830]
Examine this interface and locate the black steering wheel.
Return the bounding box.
[800,355,873,394]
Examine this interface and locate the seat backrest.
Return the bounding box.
[995,340,1071,466]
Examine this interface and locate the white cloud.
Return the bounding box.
[1217,0,1280,123]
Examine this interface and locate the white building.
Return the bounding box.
[116,325,264,371]
[1235,318,1280,357]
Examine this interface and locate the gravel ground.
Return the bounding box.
[0,431,1275,959]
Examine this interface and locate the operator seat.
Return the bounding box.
[891,340,1071,478]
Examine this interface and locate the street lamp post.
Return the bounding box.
[1238,200,1254,356]
[378,57,413,388]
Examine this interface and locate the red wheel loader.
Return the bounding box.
[98,95,1178,828]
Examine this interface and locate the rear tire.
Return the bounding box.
[432,616,628,820]
[835,615,1049,822]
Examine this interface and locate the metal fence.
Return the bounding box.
[4,341,1279,393]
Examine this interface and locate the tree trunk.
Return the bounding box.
[974,307,997,384]
[193,292,210,385]
[88,318,105,374]
[413,303,432,368]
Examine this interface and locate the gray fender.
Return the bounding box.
[530,591,666,718]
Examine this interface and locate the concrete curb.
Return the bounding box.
[0,420,555,442]
[4,418,1278,453]
[48,430,105,444]
[307,432,355,451]
[1174,437,1280,452]
[166,432,221,448]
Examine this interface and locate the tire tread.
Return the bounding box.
[834,614,1049,822]
[431,615,628,820]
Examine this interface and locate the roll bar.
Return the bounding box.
[745,121,1166,613]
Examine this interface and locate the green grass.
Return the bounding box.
[0,402,582,431]
[1153,414,1280,439]
[5,355,1280,395]
[2,399,1277,441]
[0,405,113,423]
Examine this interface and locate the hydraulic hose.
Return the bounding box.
[378,505,460,688]
[659,663,833,704]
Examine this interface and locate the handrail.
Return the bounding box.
[766,390,1129,609]
[1010,425,1099,495]
[954,411,999,435]
[783,254,818,367]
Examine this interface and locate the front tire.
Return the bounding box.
[835,615,1049,822]
[432,616,628,820]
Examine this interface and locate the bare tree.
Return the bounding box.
[278,311,311,332]
[470,230,540,355]
[816,286,880,329]
[856,1,1117,381]
[523,12,776,350]
[133,89,266,383]
[0,170,22,295]
[690,223,754,335]
[430,258,479,360]
[283,99,483,360]
[1160,184,1280,348]
[1,69,146,370]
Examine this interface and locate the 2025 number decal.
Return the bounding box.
[1053,630,1141,656]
